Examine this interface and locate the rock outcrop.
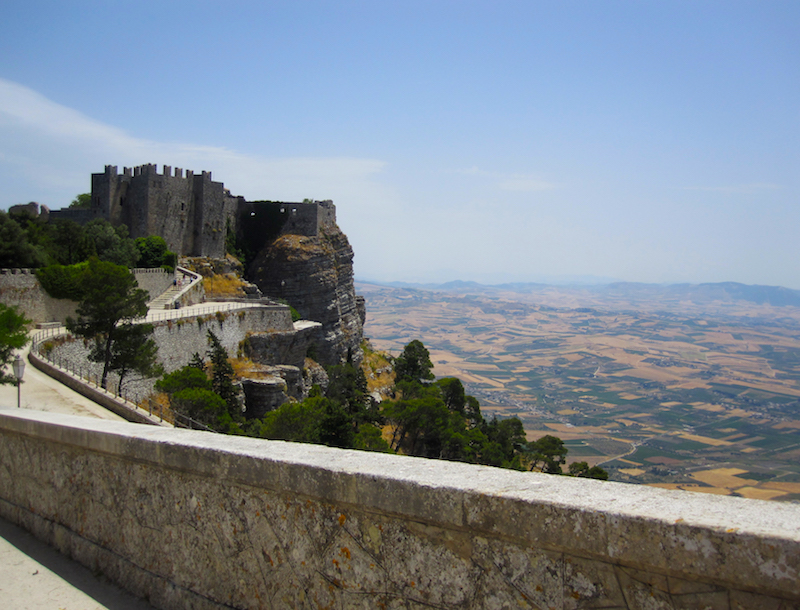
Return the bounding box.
[247,221,365,366]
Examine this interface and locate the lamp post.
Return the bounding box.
[12,355,25,409]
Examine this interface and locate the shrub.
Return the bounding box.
[35,262,88,300]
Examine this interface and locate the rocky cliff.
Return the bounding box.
[247,221,365,366]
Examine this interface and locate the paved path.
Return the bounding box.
[0,517,154,610]
[0,346,128,420]
[0,300,258,609]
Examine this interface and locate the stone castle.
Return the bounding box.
[50,164,365,366]
[50,164,335,260]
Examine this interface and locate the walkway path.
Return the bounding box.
[0,516,154,610]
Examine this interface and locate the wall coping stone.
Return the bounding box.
[1,409,798,601]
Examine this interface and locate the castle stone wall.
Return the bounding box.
[150,306,293,373]
[91,165,236,258]
[42,305,296,401]
[0,268,172,324]
[52,165,336,261]
[0,409,798,610]
[0,269,78,324]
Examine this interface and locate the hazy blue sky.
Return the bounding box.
[1,1,798,287]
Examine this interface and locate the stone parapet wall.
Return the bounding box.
[174,266,205,307]
[0,409,798,610]
[151,306,293,372]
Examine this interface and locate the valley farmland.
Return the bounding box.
[358,281,800,502]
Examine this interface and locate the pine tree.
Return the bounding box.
[206,330,239,417]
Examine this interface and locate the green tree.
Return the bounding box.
[256,397,332,444]
[35,262,88,300]
[0,211,46,268]
[188,352,206,370]
[465,395,484,428]
[436,377,466,414]
[51,220,94,265]
[135,235,176,269]
[69,193,92,209]
[155,365,234,431]
[85,219,139,267]
[568,461,609,480]
[383,392,464,458]
[393,340,434,384]
[481,417,527,469]
[315,396,356,448]
[66,258,149,389]
[353,423,392,452]
[156,366,211,394]
[0,304,30,385]
[326,362,375,424]
[527,435,568,474]
[172,388,228,428]
[206,330,240,419]
[105,323,163,394]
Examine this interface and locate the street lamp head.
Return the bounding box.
[12,355,25,381]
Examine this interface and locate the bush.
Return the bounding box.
[155,366,211,394]
[35,262,88,300]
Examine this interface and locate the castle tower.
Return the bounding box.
[90,164,238,258]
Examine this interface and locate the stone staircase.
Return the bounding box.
[147,283,183,311]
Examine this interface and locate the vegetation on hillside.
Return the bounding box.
[156,331,244,433]
[154,334,607,479]
[3,193,605,479]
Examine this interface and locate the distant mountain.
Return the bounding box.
[357,279,800,307]
[601,282,800,307]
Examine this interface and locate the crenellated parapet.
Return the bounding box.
[84,164,334,261]
[89,163,233,258]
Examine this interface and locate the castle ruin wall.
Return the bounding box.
[91,164,236,259]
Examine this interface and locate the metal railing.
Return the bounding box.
[32,326,153,414]
[30,325,217,431]
[141,301,257,323]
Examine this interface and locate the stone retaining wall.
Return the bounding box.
[152,306,293,372]
[0,410,798,610]
[41,305,296,402]
[1,268,174,324]
[0,269,78,324]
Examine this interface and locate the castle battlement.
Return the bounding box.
[90,164,233,258]
[85,164,338,261]
[102,164,210,181]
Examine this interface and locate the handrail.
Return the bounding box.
[140,301,266,323]
[30,326,158,417]
[170,265,203,305]
[28,305,260,430]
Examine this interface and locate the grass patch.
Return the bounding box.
[203,273,247,298]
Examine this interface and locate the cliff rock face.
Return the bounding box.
[247,224,365,366]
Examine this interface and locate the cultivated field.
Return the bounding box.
[358,281,800,502]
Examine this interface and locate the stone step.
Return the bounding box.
[148,286,183,310]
